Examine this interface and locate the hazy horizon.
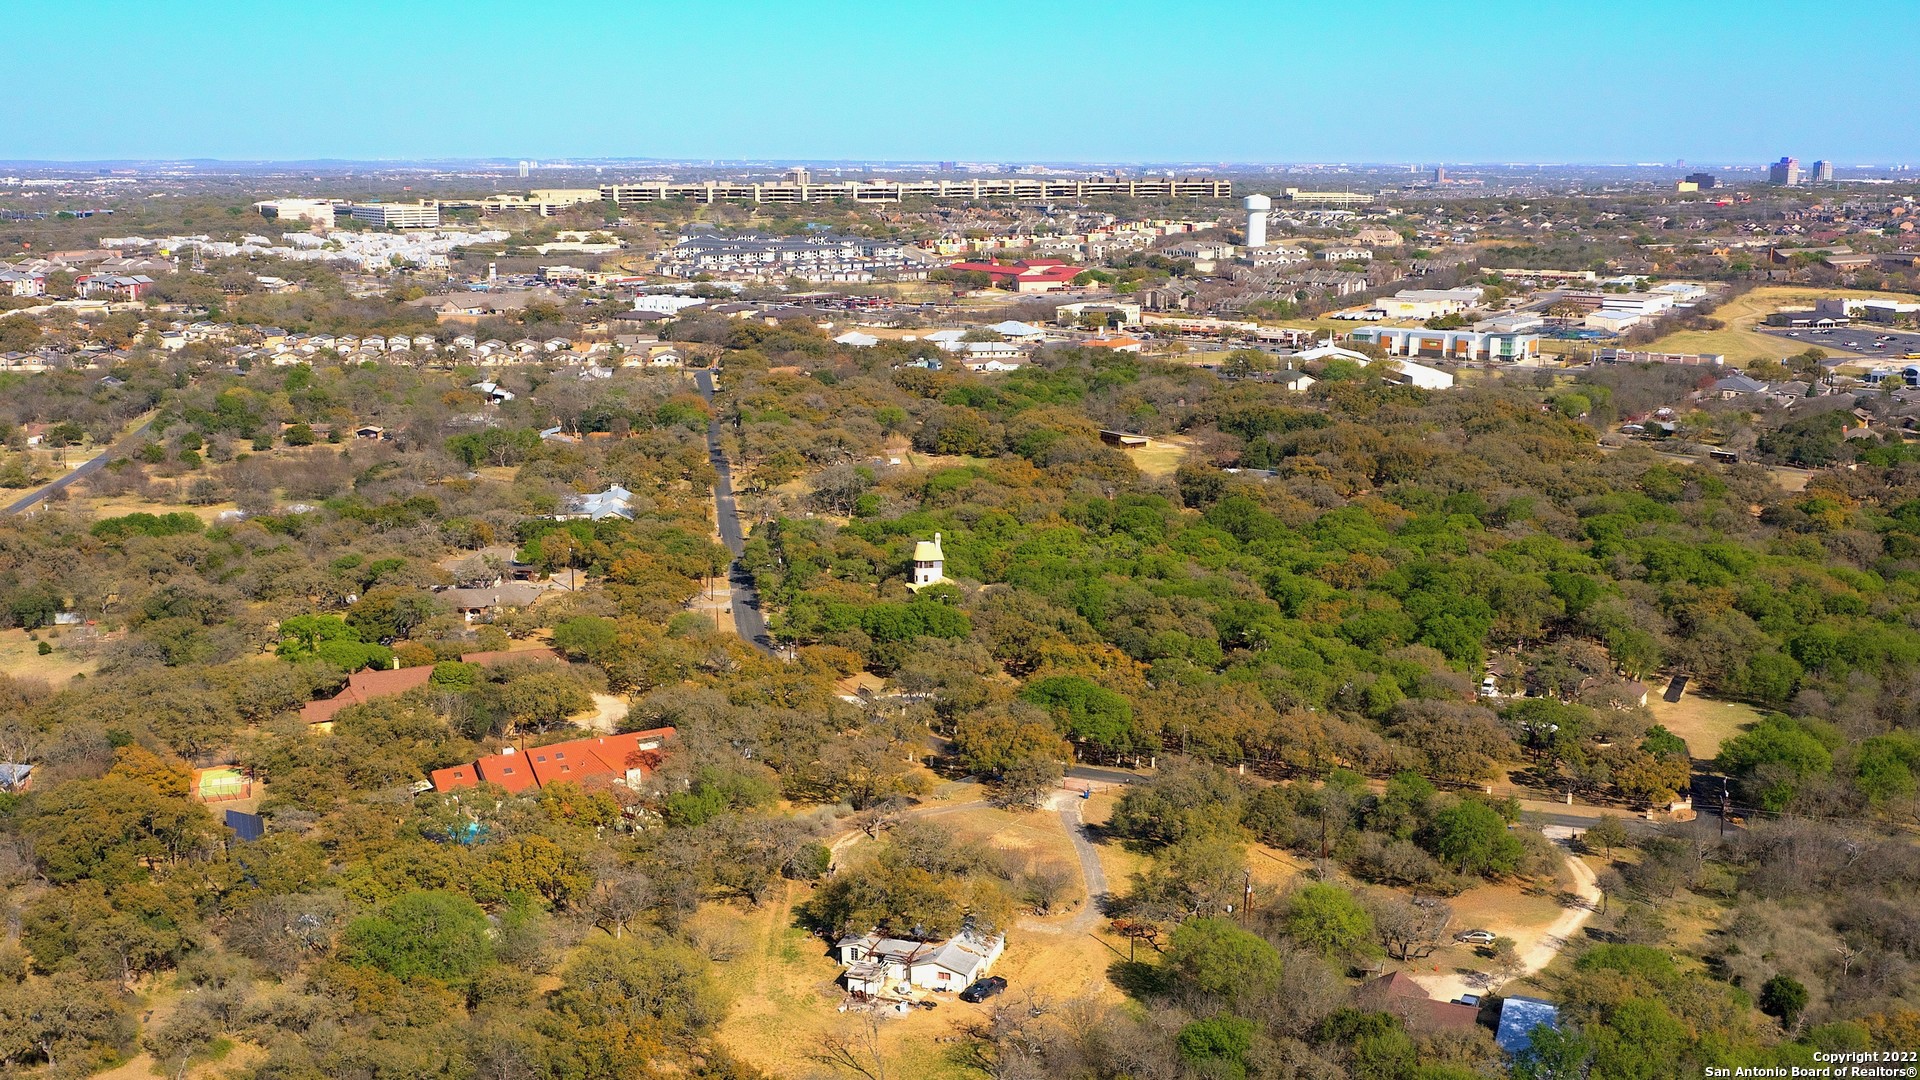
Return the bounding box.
[9,0,1916,163]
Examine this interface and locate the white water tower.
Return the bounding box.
[1243,193,1271,249]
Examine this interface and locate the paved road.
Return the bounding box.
[1052,794,1111,933]
[692,370,771,653]
[1066,764,1147,787]
[3,416,155,515]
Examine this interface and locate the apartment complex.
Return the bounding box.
[602,176,1231,206]
[658,232,931,282]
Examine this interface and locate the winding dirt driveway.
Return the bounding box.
[1410,841,1603,1002]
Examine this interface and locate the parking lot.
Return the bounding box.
[1763,325,1920,358]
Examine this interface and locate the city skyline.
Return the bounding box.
[8,0,1917,163]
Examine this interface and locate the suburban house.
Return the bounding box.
[1357,972,1480,1033]
[1275,368,1318,393]
[562,484,636,521]
[429,726,676,795]
[300,648,564,727]
[836,928,1006,996]
[437,581,556,622]
[300,666,433,728]
[986,319,1047,343]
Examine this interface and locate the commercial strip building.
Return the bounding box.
[1350,325,1541,362]
[1596,348,1726,366]
[1370,287,1485,320]
[601,176,1231,205]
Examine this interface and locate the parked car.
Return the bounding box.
[959,976,1008,1003]
[1455,929,1497,946]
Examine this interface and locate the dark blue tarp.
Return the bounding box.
[225,810,265,842]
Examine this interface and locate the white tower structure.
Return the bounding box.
[910,533,946,589]
[1243,193,1271,249]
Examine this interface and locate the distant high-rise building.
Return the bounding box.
[1684,172,1718,190]
[785,166,811,186]
[1813,159,1834,182]
[1433,165,1447,183]
[1769,156,1801,185]
[938,161,957,172]
[518,160,529,178]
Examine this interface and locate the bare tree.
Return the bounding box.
[586,868,653,939]
[1018,858,1078,916]
[816,1014,890,1080]
[1367,890,1454,961]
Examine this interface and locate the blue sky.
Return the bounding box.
[9,0,1915,163]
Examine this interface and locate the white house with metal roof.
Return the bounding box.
[836,928,1005,995]
[564,485,636,521]
[909,534,946,589]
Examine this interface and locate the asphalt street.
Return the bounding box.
[693,369,772,653]
[3,416,155,515]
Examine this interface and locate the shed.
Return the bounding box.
[0,762,33,793]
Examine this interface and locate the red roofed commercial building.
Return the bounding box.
[430,727,675,795]
[946,259,1085,294]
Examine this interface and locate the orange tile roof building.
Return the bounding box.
[430,727,674,795]
[299,647,563,727]
[300,666,433,727]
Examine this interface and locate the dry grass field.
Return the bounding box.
[0,626,98,684]
[711,794,1128,1080]
[1124,435,1192,478]
[1643,286,1920,365]
[1646,687,1766,760]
